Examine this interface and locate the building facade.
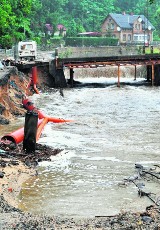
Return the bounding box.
[101,13,155,45]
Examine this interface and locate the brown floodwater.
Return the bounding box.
[2,76,160,219]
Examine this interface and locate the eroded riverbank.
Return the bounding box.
[0,66,160,228]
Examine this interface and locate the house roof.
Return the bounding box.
[45,24,53,31]
[57,24,66,31]
[109,13,155,30]
[78,32,102,36]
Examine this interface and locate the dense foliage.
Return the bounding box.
[0,0,160,48]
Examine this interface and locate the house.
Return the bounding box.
[54,24,66,37]
[101,13,155,45]
[45,24,53,35]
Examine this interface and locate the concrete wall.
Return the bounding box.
[56,46,141,58]
[49,59,67,87]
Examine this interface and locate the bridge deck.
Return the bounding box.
[55,54,160,87]
[56,54,160,69]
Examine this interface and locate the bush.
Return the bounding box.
[50,37,64,47]
[0,35,13,49]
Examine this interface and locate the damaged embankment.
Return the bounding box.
[0,67,62,205]
[0,67,31,207]
[0,67,30,124]
[0,65,55,125]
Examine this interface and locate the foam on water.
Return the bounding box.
[38,150,76,170]
[18,77,160,218]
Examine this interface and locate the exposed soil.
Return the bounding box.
[0,67,29,124]
[0,65,56,124]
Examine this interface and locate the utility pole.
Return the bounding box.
[146,0,150,46]
[143,2,146,53]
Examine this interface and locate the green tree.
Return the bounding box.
[0,0,159,48]
[0,0,32,47]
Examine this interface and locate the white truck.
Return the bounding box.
[18,41,37,61]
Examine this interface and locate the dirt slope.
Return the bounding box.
[0,68,31,124]
[0,65,55,125]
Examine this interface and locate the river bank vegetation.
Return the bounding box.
[0,0,160,48]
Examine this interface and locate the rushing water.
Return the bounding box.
[13,77,160,218]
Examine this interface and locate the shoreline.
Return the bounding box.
[0,142,61,209]
[0,157,35,208]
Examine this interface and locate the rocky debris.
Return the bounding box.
[0,142,62,168]
[120,164,160,207]
[0,205,160,229]
[0,115,9,124]
[0,171,4,178]
[0,195,20,213]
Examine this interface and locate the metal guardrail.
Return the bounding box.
[6,49,14,57]
[0,49,5,54]
[0,48,14,60]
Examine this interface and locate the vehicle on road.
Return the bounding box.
[18,41,37,61]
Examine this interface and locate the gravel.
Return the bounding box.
[0,194,160,229]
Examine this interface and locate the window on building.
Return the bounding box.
[128,34,131,41]
[111,23,114,30]
[133,35,138,41]
[133,34,148,43]
[123,34,126,41]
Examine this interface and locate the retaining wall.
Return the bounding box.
[56,46,142,58]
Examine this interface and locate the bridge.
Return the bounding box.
[14,46,160,88]
[48,46,160,87]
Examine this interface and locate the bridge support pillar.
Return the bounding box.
[70,68,74,87]
[134,65,137,80]
[154,64,160,86]
[147,64,160,86]
[117,65,120,87]
[49,60,67,88]
[152,64,155,86]
[147,65,152,82]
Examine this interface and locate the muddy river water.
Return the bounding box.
[3,76,160,218]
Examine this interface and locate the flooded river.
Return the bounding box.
[5,76,160,218]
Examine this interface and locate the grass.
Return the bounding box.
[145,46,160,54]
